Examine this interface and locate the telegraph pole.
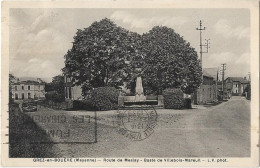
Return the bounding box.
[215,67,219,101]
[221,63,226,99]
[196,20,210,68]
[248,72,251,81]
[195,20,210,104]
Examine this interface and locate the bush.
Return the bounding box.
[46,91,64,103]
[73,99,95,111]
[245,84,251,100]
[184,98,192,109]
[163,88,184,109]
[73,100,85,110]
[90,87,119,111]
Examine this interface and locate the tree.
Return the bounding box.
[9,74,17,104]
[244,83,251,100]
[64,19,202,96]
[127,26,202,94]
[45,75,65,102]
[63,18,141,95]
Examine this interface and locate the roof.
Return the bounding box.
[226,77,249,84]
[203,68,218,80]
[13,80,44,85]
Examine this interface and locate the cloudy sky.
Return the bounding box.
[10,8,250,82]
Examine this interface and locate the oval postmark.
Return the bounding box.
[113,106,158,141]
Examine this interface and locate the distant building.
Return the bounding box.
[225,77,250,96]
[193,68,218,104]
[11,78,45,101]
[64,75,83,100]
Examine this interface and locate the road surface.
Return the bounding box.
[21,96,251,157]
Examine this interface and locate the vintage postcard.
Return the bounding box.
[1,0,259,167]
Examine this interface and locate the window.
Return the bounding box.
[22,86,24,90]
[236,84,238,87]
[28,93,31,99]
[15,86,17,91]
[28,86,30,90]
[236,90,238,93]
[22,93,24,100]
[15,93,18,100]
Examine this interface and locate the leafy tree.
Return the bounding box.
[9,74,17,103]
[51,75,65,95]
[127,26,202,94]
[45,75,65,102]
[63,18,141,95]
[244,83,251,100]
[63,19,202,96]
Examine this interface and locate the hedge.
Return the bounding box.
[73,99,94,111]
[45,91,64,103]
[163,88,184,109]
[72,87,119,111]
[90,87,119,111]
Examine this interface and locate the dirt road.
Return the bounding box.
[17,96,250,157]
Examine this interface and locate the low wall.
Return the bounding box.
[118,95,164,107]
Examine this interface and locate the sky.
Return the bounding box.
[9,8,250,82]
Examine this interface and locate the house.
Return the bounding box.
[225,77,250,96]
[11,78,45,101]
[64,75,83,100]
[193,68,218,104]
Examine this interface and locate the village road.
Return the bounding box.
[29,96,251,157]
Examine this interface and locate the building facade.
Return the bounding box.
[193,68,218,105]
[11,79,45,101]
[64,75,83,100]
[225,77,249,96]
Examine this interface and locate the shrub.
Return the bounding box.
[46,91,64,103]
[72,99,95,110]
[72,100,85,110]
[244,84,251,100]
[90,87,119,111]
[163,88,184,109]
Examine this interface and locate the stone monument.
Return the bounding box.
[118,75,164,107]
[135,76,146,101]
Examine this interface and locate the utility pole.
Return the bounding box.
[221,63,226,99]
[196,20,210,68]
[215,67,219,101]
[195,20,210,104]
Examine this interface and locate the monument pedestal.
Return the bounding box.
[135,76,146,102]
[158,95,164,106]
[118,76,165,107]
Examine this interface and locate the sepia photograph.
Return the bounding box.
[1,0,259,167]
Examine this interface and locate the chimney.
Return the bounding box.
[37,78,42,83]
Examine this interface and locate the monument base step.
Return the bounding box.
[123,100,158,106]
[119,105,164,110]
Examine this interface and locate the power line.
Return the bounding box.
[196,20,210,69]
